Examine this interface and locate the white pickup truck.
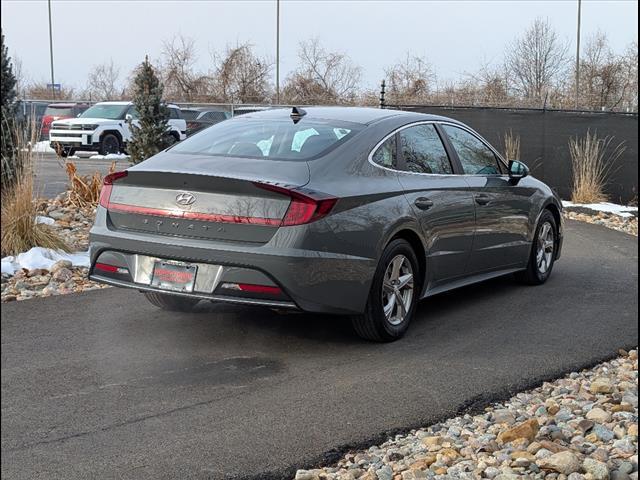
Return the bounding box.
[49,101,187,157]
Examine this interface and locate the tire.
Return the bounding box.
[59,148,73,158]
[144,291,200,312]
[99,133,121,155]
[351,239,420,342]
[516,209,558,285]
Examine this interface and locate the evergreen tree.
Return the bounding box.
[1,29,19,190]
[127,56,170,164]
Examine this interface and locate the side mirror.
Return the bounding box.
[125,114,133,122]
[508,160,529,180]
[76,113,81,117]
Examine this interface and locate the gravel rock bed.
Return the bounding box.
[295,349,639,480]
[1,193,108,303]
[563,210,638,237]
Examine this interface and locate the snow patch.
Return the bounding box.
[1,247,89,276]
[35,216,55,225]
[562,201,638,218]
[29,141,55,153]
[89,153,129,160]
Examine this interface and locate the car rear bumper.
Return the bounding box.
[89,220,376,315]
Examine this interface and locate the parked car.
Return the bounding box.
[231,105,274,116]
[49,101,187,157]
[89,107,563,341]
[15,100,49,138]
[181,108,230,136]
[40,102,91,141]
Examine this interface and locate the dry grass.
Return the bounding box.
[64,161,116,208]
[503,130,521,161]
[569,130,625,204]
[1,123,69,257]
[1,171,69,257]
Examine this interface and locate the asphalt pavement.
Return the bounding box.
[33,152,130,199]
[1,220,637,480]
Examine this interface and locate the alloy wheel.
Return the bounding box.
[536,221,555,274]
[382,254,414,326]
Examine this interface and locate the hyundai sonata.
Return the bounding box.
[89,107,563,341]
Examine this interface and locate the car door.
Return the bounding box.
[393,123,476,288]
[440,124,532,274]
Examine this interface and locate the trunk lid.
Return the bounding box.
[106,152,311,244]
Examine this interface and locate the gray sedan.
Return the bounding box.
[89,107,563,341]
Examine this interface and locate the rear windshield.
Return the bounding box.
[80,104,128,120]
[44,106,74,116]
[170,118,362,160]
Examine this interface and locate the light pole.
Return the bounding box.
[275,0,280,105]
[574,0,582,110]
[48,0,55,99]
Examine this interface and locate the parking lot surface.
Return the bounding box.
[1,220,637,479]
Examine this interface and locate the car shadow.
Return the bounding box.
[182,272,534,347]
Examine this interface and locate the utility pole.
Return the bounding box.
[275,0,280,105]
[575,0,582,109]
[48,0,55,100]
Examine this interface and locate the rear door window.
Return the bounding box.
[442,125,503,175]
[399,124,452,174]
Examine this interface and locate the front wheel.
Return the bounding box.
[516,210,557,285]
[99,133,121,155]
[144,291,200,312]
[351,239,420,342]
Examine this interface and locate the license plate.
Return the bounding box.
[151,261,197,293]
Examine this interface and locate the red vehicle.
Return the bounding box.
[40,103,91,140]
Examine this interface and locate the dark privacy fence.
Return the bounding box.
[395,106,638,204]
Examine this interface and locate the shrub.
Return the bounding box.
[503,129,521,161]
[64,160,116,208]
[1,170,69,257]
[569,130,625,204]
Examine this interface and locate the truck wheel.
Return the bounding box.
[99,133,121,155]
[59,147,75,158]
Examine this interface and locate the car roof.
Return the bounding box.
[95,101,132,106]
[240,106,456,125]
[46,103,83,108]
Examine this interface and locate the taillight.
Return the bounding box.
[99,171,128,208]
[254,182,337,226]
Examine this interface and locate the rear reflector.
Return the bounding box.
[220,282,283,295]
[94,262,128,275]
[253,182,337,226]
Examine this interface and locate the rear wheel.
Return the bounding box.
[516,210,557,285]
[144,291,200,312]
[351,239,419,342]
[99,133,121,155]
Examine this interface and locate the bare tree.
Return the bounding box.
[466,61,511,106]
[577,32,627,111]
[620,41,638,111]
[282,38,361,105]
[211,42,272,103]
[160,35,210,101]
[12,55,25,98]
[505,17,568,103]
[85,59,120,101]
[384,52,435,103]
[24,81,75,100]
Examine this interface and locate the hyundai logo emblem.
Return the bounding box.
[175,192,196,206]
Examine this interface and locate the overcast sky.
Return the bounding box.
[1,0,638,92]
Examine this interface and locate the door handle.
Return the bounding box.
[414,197,434,210]
[475,194,490,206]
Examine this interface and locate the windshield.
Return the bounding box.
[171,118,362,160]
[44,106,74,117]
[80,104,129,120]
